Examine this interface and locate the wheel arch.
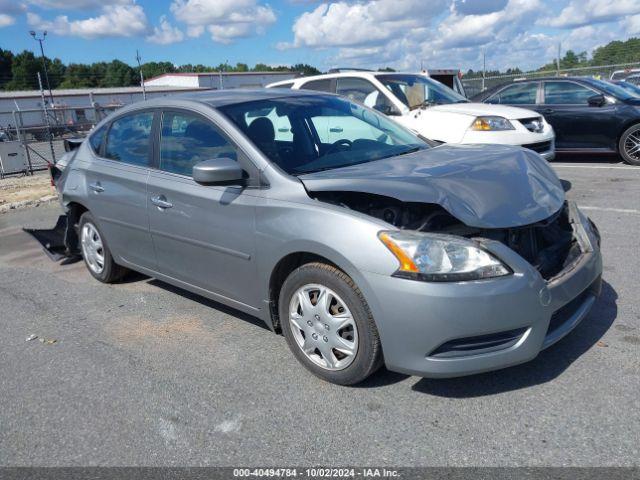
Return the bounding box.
[617,119,640,152]
[268,251,340,332]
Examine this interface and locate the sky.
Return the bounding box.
[0,0,639,73]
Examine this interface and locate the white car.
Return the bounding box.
[267,71,555,160]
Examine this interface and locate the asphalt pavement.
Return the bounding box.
[0,155,638,466]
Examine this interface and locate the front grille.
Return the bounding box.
[520,117,544,133]
[429,327,528,358]
[522,140,552,153]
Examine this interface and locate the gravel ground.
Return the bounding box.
[0,156,638,467]
[0,172,58,214]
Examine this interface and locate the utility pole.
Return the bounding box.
[219,59,228,90]
[29,30,54,105]
[556,42,561,76]
[136,50,147,101]
[482,49,486,92]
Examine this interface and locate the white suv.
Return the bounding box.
[268,71,555,160]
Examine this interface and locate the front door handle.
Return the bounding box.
[89,182,104,193]
[329,127,344,133]
[150,195,173,209]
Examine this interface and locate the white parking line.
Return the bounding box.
[553,164,640,171]
[580,206,640,214]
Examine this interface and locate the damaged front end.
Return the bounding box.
[310,190,598,282]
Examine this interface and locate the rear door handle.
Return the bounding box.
[88,182,104,193]
[150,195,173,209]
[329,127,343,133]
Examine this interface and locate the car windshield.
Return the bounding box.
[218,95,428,175]
[582,78,636,101]
[613,81,640,97]
[375,74,468,110]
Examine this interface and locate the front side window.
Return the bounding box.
[487,83,538,104]
[104,112,153,166]
[219,95,427,175]
[375,74,467,109]
[89,125,106,155]
[543,81,593,105]
[336,77,396,114]
[160,111,237,176]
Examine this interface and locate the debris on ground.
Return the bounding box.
[0,173,58,214]
[597,341,609,347]
[26,334,38,342]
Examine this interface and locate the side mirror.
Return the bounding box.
[587,94,606,107]
[193,158,246,186]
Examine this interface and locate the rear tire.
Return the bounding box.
[78,212,127,283]
[279,262,383,385]
[619,124,640,166]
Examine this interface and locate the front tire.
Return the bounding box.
[279,262,383,385]
[619,124,640,166]
[78,212,127,283]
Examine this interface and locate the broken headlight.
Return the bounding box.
[379,231,511,282]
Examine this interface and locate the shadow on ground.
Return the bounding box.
[410,280,617,397]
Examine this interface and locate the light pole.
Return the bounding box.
[29,30,54,105]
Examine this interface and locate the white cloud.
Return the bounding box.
[26,4,148,38]
[147,15,184,44]
[0,0,26,26]
[287,0,445,48]
[0,13,15,27]
[622,14,640,35]
[27,0,131,8]
[541,0,640,28]
[169,0,276,43]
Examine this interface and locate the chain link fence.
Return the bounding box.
[0,103,120,178]
[462,62,640,99]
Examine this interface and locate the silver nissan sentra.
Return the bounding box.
[53,89,602,385]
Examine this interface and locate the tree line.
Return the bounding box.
[0,48,322,91]
[464,37,640,79]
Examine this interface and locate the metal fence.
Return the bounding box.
[462,62,640,99]
[0,104,120,178]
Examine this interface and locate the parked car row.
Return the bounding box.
[53,87,602,385]
[268,71,556,160]
[267,71,640,166]
[472,76,640,165]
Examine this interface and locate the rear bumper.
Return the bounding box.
[360,205,602,378]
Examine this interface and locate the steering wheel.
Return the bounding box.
[326,138,353,155]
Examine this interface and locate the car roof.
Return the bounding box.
[270,71,428,85]
[175,88,329,107]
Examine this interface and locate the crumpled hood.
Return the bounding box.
[299,144,565,229]
[429,102,541,120]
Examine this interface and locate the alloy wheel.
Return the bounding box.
[623,127,640,162]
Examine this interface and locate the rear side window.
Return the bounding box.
[300,79,333,92]
[274,82,294,89]
[487,83,538,104]
[544,81,594,105]
[104,112,154,166]
[89,125,106,154]
[160,111,237,176]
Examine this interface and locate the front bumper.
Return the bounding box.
[461,125,556,161]
[361,204,602,378]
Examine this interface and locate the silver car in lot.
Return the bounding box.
[54,89,602,385]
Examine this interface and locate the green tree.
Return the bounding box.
[102,60,137,87]
[5,50,40,90]
[0,48,13,89]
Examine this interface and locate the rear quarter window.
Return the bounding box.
[88,125,106,155]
